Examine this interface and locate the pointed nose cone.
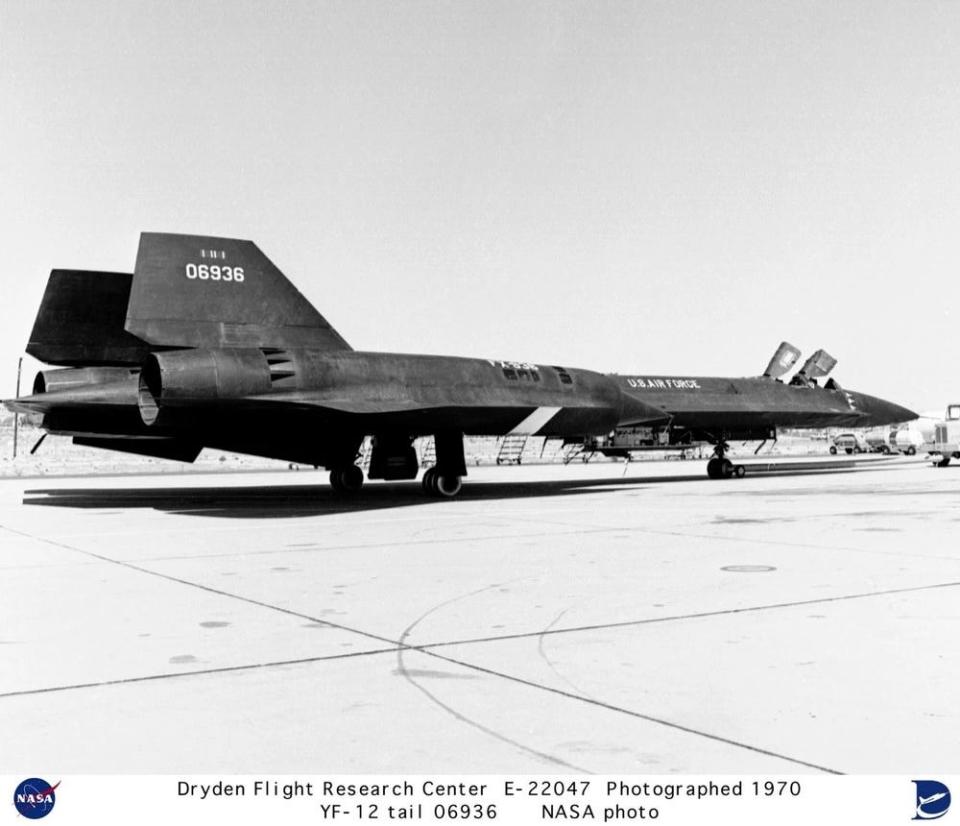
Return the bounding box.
[850,392,917,427]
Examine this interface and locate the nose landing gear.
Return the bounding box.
[706,441,746,479]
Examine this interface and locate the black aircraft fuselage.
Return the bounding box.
[616,373,904,432]
[4,233,916,494]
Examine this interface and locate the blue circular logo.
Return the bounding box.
[13,778,58,819]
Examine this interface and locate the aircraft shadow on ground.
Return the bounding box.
[21,467,854,519]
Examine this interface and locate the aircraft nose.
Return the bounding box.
[853,392,917,426]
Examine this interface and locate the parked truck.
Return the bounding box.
[926,404,960,467]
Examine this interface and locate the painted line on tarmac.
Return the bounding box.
[6,577,955,706]
[0,647,400,699]
[414,579,960,650]
[9,522,937,774]
[416,647,844,775]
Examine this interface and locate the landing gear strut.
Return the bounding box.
[329,465,364,493]
[422,431,467,498]
[706,441,746,479]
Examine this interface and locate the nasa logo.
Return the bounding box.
[13,778,59,819]
[913,780,950,820]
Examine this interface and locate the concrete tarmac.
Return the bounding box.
[1,456,957,774]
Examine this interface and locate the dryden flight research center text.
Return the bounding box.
[176,777,801,821]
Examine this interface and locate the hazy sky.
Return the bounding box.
[2,0,958,412]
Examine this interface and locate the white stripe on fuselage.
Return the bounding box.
[509,406,562,435]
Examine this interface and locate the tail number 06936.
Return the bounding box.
[185,263,245,282]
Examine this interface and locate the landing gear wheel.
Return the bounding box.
[434,473,463,498]
[329,465,363,493]
[422,467,462,497]
[720,458,734,478]
[421,467,438,493]
[707,458,722,479]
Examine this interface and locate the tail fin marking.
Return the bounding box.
[125,233,351,351]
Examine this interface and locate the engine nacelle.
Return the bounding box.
[33,366,137,394]
[138,348,272,426]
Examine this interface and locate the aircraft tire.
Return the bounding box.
[422,467,438,493]
[721,458,734,478]
[706,458,721,479]
[435,473,463,498]
[330,466,363,493]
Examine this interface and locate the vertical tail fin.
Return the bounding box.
[125,233,351,350]
[27,270,150,365]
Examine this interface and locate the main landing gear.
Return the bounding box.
[706,442,746,480]
[422,431,467,498]
[327,432,468,497]
[329,464,364,493]
[421,467,463,497]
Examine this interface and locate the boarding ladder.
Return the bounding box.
[561,441,595,464]
[496,434,528,465]
[357,437,373,470]
[419,436,436,468]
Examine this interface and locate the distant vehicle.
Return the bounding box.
[926,404,960,467]
[864,427,918,454]
[892,428,922,455]
[829,432,870,454]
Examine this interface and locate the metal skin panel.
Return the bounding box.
[142,349,273,402]
[11,356,915,467]
[27,270,151,366]
[72,436,202,462]
[613,375,916,431]
[5,233,919,473]
[257,352,618,412]
[33,366,138,395]
[126,233,350,351]
[10,374,155,441]
[9,376,141,415]
[129,351,634,439]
